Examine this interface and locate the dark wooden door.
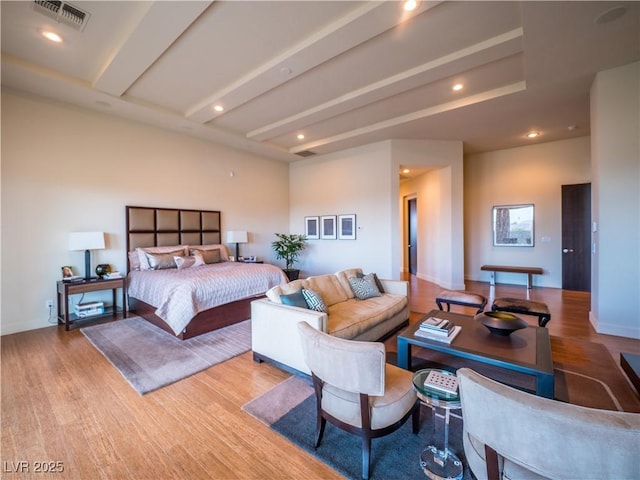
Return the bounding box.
[408,198,418,274]
[562,183,591,291]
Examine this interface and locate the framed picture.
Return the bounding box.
[338,214,356,240]
[305,216,320,240]
[320,215,337,239]
[492,204,534,246]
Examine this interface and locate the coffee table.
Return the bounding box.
[397,309,554,398]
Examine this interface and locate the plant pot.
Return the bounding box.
[283,269,300,281]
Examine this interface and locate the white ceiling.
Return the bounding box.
[2,1,639,165]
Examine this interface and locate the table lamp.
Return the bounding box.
[69,232,105,280]
[227,230,247,261]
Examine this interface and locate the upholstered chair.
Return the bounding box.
[457,368,640,480]
[297,322,420,480]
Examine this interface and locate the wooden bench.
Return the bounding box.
[481,265,544,289]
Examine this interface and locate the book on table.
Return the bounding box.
[419,317,455,335]
[414,325,462,344]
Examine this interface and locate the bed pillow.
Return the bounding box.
[356,271,385,294]
[145,251,179,270]
[189,247,221,264]
[279,289,309,309]
[349,273,381,300]
[188,244,230,262]
[302,288,328,313]
[174,252,205,270]
[128,251,141,271]
[137,246,187,270]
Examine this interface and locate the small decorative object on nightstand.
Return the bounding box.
[95,264,111,278]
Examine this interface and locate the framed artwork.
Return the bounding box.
[492,204,534,246]
[320,215,337,239]
[305,216,320,239]
[338,214,356,240]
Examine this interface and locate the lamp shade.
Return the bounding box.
[226,231,248,244]
[68,232,105,251]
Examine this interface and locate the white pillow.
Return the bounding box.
[174,252,205,270]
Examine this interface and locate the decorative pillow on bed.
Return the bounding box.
[189,248,221,264]
[349,273,381,300]
[174,252,205,269]
[137,246,188,270]
[356,271,385,294]
[188,244,230,262]
[302,288,328,313]
[280,289,309,309]
[145,251,180,270]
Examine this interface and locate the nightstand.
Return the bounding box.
[57,277,126,331]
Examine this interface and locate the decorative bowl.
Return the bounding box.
[475,311,528,336]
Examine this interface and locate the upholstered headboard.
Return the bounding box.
[126,205,221,269]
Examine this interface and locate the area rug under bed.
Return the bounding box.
[81,316,251,395]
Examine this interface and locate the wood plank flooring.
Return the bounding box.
[2,277,639,479]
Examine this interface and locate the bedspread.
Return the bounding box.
[127,262,288,335]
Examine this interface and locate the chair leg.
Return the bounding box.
[315,417,326,449]
[361,436,371,480]
[412,402,420,434]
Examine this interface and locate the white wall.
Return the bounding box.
[289,141,396,278]
[464,137,591,288]
[1,89,290,335]
[397,140,465,289]
[590,61,640,339]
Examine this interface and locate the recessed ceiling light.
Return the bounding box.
[297,134,305,140]
[526,131,541,139]
[403,0,418,12]
[452,83,463,91]
[213,105,224,112]
[42,31,63,43]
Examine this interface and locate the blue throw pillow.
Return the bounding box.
[302,288,328,313]
[349,273,381,300]
[280,289,308,309]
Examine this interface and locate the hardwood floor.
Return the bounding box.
[2,277,638,479]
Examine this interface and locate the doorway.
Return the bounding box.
[561,183,591,291]
[408,198,418,274]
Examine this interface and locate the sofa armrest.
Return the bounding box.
[379,278,409,297]
[251,298,328,374]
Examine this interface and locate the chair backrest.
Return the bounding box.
[297,321,385,396]
[457,368,640,479]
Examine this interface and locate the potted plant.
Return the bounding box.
[272,233,307,281]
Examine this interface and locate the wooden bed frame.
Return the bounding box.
[125,205,262,340]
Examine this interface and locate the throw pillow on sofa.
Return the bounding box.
[356,271,385,293]
[302,288,328,313]
[280,289,309,309]
[349,273,381,300]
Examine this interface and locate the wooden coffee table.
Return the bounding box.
[397,309,554,398]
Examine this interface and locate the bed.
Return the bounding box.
[126,205,288,339]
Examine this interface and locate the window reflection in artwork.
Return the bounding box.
[493,204,534,246]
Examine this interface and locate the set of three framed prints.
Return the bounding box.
[305,214,356,240]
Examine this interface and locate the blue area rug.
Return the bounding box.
[247,376,472,480]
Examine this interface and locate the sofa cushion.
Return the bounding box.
[349,273,381,300]
[280,289,308,309]
[302,288,328,313]
[328,294,408,339]
[305,275,349,307]
[335,268,364,299]
[357,272,385,294]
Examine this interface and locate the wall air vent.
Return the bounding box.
[295,150,316,157]
[33,0,90,31]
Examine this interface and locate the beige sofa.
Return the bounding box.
[251,268,409,374]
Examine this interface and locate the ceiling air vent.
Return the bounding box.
[295,150,316,158]
[33,0,90,31]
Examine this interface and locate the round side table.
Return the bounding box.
[412,369,463,480]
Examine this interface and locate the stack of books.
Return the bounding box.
[415,316,462,343]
